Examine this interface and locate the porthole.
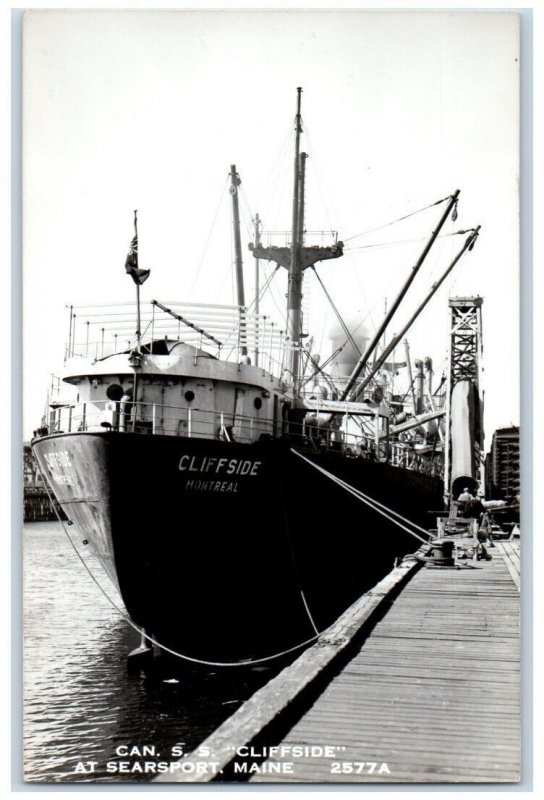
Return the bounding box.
[254,397,262,410]
[185,390,195,402]
[106,383,124,401]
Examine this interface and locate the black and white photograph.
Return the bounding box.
[21,7,523,786]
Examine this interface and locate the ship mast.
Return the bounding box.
[229,164,247,358]
[253,213,262,367]
[249,88,344,397]
[287,87,305,397]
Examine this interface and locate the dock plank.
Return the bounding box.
[153,543,520,785]
[495,541,520,591]
[250,553,520,784]
[153,551,424,784]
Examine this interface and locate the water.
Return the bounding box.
[23,522,278,784]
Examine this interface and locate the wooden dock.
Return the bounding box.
[23,487,60,522]
[154,540,520,785]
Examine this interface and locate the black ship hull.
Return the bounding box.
[32,432,443,663]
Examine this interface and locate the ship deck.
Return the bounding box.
[153,539,521,785]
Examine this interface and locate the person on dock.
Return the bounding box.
[457,487,474,518]
[458,487,473,504]
[476,512,493,559]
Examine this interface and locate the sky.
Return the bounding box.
[22,9,520,443]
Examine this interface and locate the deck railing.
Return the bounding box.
[64,300,289,378]
[43,400,442,477]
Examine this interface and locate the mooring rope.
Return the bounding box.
[277,477,320,636]
[37,464,326,668]
[291,449,432,544]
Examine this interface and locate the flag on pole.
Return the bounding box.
[125,232,150,285]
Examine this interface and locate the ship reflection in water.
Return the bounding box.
[23,522,277,783]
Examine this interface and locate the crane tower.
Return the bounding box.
[444,296,484,503]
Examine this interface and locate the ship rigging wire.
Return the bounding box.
[330,215,470,389]
[301,348,340,397]
[301,129,455,364]
[255,121,294,222]
[303,125,377,354]
[342,194,451,243]
[311,266,362,358]
[221,265,282,361]
[344,228,475,252]
[188,175,230,298]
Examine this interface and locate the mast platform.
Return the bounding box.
[249,241,343,270]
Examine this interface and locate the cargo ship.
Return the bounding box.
[32,89,481,665]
